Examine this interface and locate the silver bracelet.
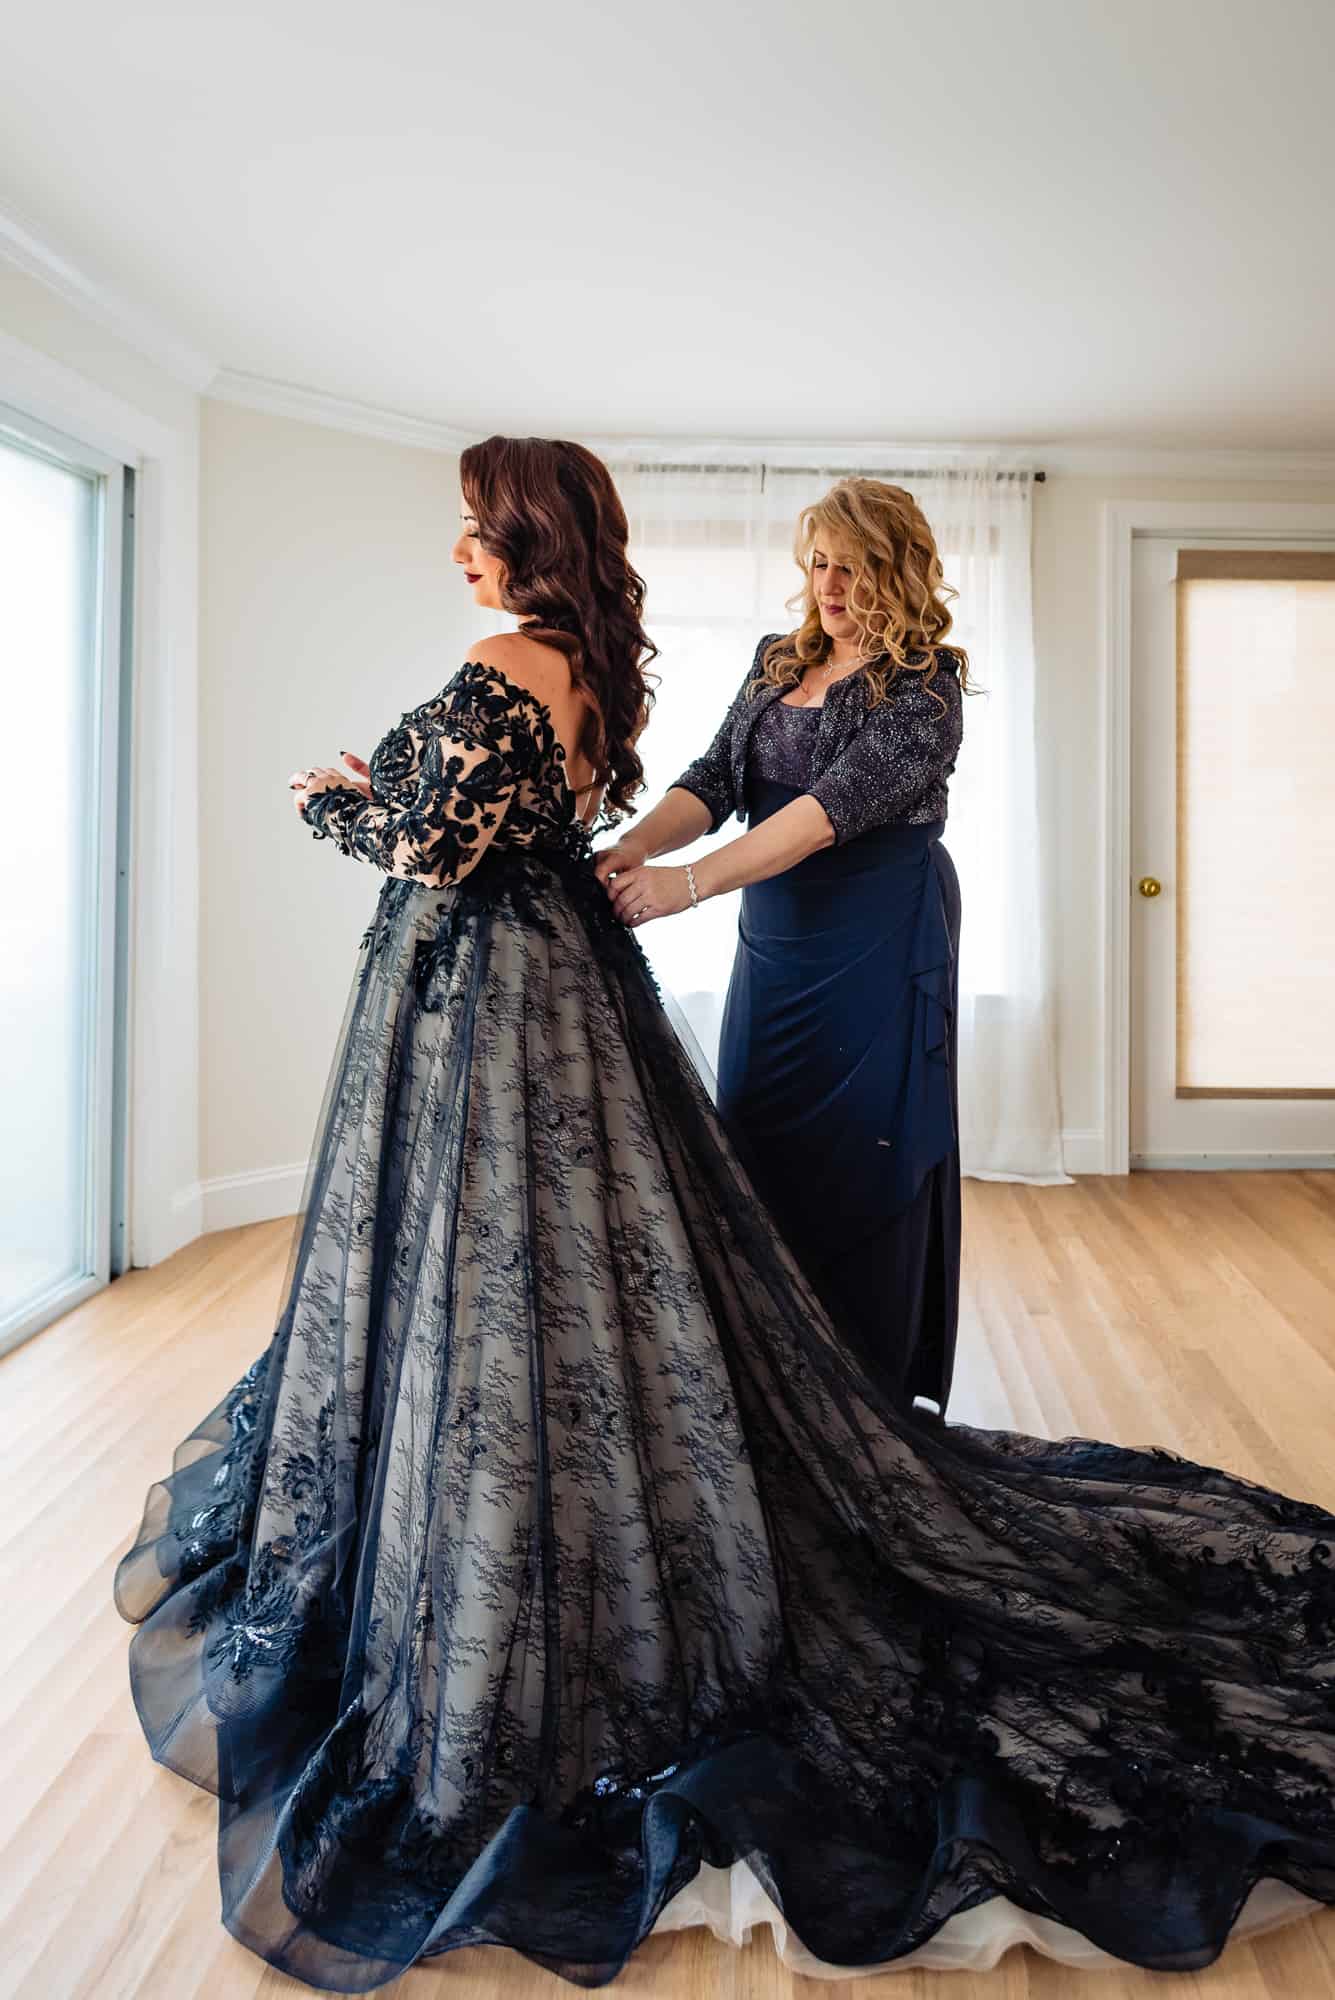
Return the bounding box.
[685,863,701,909]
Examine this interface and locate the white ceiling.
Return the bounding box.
[1,0,1332,449]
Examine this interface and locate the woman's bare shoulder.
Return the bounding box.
[463,630,574,705]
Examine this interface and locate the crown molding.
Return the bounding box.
[1035,441,1335,481]
[0,200,217,390]
[576,433,1335,482]
[195,399,1335,482]
[207,367,476,453]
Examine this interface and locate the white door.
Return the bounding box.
[1130,534,1335,1168]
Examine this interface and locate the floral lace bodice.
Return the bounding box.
[302,659,599,885]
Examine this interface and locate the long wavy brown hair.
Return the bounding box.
[459,435,658,818]
[754,478,976,711]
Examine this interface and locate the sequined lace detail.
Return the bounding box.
[673,634,963,842]
[747,697,822,790]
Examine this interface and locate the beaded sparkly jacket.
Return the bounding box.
[671,632,964,844]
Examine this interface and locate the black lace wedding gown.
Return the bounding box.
[115,660,1335,1992]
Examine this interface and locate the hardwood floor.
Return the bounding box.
[4,1171,1335,1999]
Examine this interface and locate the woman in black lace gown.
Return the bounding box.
[115,434,1335,1993]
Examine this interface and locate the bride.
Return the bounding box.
[114,432,1335,1993]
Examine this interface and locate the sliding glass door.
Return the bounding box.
[0,407,130,1356]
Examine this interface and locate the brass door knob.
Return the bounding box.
[1137,876,1162,898]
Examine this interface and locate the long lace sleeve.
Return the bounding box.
[303,706,518,888]
[807,657,963,845]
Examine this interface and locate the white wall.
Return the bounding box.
[198,398,477,1222]
[0,266,199,438]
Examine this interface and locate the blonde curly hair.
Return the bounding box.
[753,477,974,710]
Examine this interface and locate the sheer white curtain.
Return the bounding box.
[605,446,1068,1186]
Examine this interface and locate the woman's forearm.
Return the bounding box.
[627,787,713,859]
[693,795,834,900]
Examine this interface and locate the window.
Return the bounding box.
[618,466,1005,1063]
[1174,548,1335,1097]
[0,406,131,1355]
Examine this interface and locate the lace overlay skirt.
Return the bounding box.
[114,840,1335,1991]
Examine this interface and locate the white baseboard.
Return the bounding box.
[1052,1134,1335,1176]
[1059,1129,1107,1175]
[183,1134,1331,1255]
[1130,1151,1335,1172]
[197,1133,1117,1244]
[200,1162,308,1234]
[165,1179,204,1252]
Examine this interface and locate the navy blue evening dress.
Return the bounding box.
[675,636,963,1413]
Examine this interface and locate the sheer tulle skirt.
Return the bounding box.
[115,840,1335,1991]
[656,1860,1325,1973]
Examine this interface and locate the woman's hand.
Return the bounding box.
[593,838,647,887]
[289,753,373,819]
[605,863,694,928]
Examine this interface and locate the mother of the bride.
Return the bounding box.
[596,479,971,1415]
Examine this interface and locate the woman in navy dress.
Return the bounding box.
[597,479,968,1414]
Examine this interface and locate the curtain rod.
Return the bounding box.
[623,463,1045,482]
